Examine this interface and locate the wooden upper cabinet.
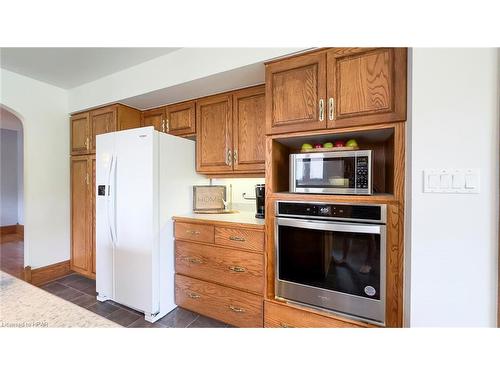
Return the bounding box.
[70,156,91,275]
[166,101,196,136]
[141,107,165,132]
[326,48,407,128]
[265,52,327,134]
[116,105,141,131]
[71,112,90,155]
[89,106,117,152]
[196,94,233,173]
[232,86,266,172]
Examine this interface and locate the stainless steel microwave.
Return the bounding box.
[289,150,373,195]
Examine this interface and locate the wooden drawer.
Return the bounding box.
[174,221,214,243]
[214,226,264,252]
[175,240,264,294]
[264,300,367,328]
[175,274,263,328]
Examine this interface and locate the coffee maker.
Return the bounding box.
[255,184,265,219]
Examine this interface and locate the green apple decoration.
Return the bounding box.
[301,143,313,151]
[323,142,334,148]
[346,139,358,148]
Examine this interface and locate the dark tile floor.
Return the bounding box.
[40,273,231,328]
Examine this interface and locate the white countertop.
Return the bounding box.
[0,272,119,328]
[173,211,265,227]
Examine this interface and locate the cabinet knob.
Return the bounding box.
[186,230,200,235]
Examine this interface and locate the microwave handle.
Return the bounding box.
[276,217,382,235]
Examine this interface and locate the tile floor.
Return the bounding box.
[40,273,231,328]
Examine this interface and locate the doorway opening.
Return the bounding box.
[0,105,24,279]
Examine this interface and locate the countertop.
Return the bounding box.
[0,271,119,328]
[173,211,265,228]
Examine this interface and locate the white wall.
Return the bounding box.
[17,129,23,224]
[0,128,19,225]
[212,177,265,212]
[408,48,499,327]
[68,48,304,112]
[0,68,69,269]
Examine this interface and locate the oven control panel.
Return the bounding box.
[276,201,385,223]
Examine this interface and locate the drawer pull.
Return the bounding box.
[229,305,245,313]
[186,230,201,235]
[187,291,201,299]
[279,322,294,328]
[229,235,245,242]
[229,265,246,273]
[185,257,204,264]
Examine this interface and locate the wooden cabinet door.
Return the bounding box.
[71,112,90,155]
[116,105,141,131]
[91,155,96,276]
[90,106,117,152]
[141,107,165,132]
[232,86,266,172]
[196,94,233,173]
[71,156,91,275]
[326,48,407,128]
[166,101,196,136]
[265,52,327,134]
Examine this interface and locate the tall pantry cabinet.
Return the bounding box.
[70,104,141,278]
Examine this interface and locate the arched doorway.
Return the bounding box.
[0,105,24,279]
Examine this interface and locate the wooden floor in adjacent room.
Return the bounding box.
[0,233,24,280]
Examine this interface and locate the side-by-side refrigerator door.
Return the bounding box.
[114,127,159,316]
[95,132,116,301]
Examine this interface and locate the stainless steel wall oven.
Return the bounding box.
[275,201,386,324]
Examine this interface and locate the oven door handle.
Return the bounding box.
[276,217,383,234]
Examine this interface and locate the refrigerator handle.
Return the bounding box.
[111,156,118,246]
[107,156,116,248]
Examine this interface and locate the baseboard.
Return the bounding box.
[16,224,24,236]
[26,260,72,286]
[0,225,17,236]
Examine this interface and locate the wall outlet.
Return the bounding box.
[423,168,479,193]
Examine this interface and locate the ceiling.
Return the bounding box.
[0,48,179,89]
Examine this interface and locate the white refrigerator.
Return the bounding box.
[95,126,201,322]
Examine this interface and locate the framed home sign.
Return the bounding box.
[193,185,226,213]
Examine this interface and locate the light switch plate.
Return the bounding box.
[423,168,479,194]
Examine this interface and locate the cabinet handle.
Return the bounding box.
[229,265,246,273]
[85,173,89,185]
[85,137,89,150]
[186,230,200,235]
[166,118,170,133]
[227,150,232,166]
[229,305,245,313]
[279,322,294,328]
[161,119,166,132]
[328,97,335,121]
[233,150,238,163]
[187,291,201,299]
[229,235,245,242]
[185,256,203,264]
[319,99,325,121]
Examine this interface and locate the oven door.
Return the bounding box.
[275,217,386,324]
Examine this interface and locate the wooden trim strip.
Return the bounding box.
[0,225,17,236]
[16,224,24,236]
[28,260,72,286]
